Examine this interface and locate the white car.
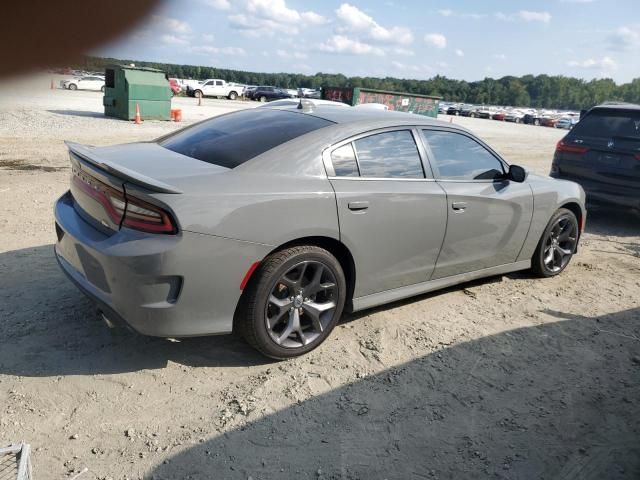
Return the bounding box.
[61,75,105,92]
[190,79,244,100]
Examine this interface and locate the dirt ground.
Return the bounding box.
[1,77,639,480]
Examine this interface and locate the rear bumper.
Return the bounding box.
[54,191,272,337]
[550,172,639,209]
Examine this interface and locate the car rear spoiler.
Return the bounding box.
[65,141,183,194]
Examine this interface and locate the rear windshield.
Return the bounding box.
[158,109,332,168]
[571,109,640,139]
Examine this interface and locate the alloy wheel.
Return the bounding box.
[542,215,578,273]
[264,260,338,349]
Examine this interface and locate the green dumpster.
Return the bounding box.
[103,65,171,120]
[322,87,440,117]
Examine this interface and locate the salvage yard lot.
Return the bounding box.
[1,79,639,479]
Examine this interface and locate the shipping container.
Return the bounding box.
[322,87,440,117]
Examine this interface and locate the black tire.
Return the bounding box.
[101,86,105,93]
[228,91,238,100]
[236,245,346,360]
[194,90,203,99]
[534,119,540,126]
[531,208,579,278]
[68,83,77,91]
[259,95,267,103]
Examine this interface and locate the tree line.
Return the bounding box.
[76,56,640,110]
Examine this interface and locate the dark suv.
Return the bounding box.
[249,86,293,102]
[551,103,640,209]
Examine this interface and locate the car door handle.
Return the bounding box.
[452,201,468,211]
[348,201,369,211]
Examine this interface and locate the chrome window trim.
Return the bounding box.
[322,126,434,181]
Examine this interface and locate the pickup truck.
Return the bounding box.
[187,79,244,100]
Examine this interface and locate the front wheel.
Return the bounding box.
[228,91,238,100]
[259,95,267,103]
[531,208,579,277]
[68,84,77,91]
[236,245,346,359]
[194,90,203,99]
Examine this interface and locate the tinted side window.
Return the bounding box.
[159,109,332,169]
[331,144,359,177]
[215,81,223,86]
[353,131,424,179]
[423,130,504,181]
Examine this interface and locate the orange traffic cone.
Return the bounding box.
[134,103,142,124]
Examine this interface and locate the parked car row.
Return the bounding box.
[440,102,581,130]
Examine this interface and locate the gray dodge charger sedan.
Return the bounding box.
[54,105,586,359]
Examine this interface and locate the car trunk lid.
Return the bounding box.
[66,141,228,234]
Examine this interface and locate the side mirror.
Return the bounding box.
[507,164,528,183]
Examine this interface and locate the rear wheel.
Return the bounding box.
[228,91,238,100]
[259,95,267,103]
[68,83,77,91]
[531,208,579,277]
[237,245,346,359]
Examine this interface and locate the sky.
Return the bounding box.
[98,0,640,84]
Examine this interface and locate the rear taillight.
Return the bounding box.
[122,194,177,234]
[556,140,588,155]
[72,169,177,234]
[72,172,126,224]
[634,153,640,161]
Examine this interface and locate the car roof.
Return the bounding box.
[263,104,448,128]
[592,102,640,112]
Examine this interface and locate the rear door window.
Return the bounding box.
[159,109,333,168]
[353,130,424,179]
[422,130,505,181]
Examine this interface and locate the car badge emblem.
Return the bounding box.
[607,140,614,149]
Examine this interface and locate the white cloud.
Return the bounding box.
[276,49,308,59]
[201,33,215,42]
[335,3,413,46]
[455,49,464,57]
[424,33,447,49]
[228,0,325,36]
[493,53,507,60]
[192,45,246,56]
[496,11,551,23]
[152,16,191,34]
[438,9,453,17]
[518,10,552,23]
[318,35,384,55]
[203,0,231,10]
[607,25,640,51]
[246,0,326,25]
[392,47,415,56]
[567,56,617,70]
[161,34,190,46]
